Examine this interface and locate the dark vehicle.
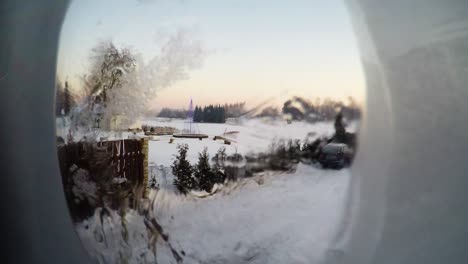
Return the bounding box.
[318,143,352,169]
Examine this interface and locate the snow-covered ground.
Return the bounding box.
[146,117,357,190]
[77,164,350,264]
[150,164,350,264]
[146,117,350,166]
[73,117,355,264]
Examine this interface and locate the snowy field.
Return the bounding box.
[72,117,356,263]
[145,117,357,189]
[145,117,352,166]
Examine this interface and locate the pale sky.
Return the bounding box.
[57,0,365,111]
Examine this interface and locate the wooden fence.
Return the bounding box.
[58,138,148,221]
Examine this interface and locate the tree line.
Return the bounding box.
[157,102,246,121]
[156,97,361,123]
[193,105,226,123]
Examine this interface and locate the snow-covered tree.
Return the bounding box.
[194,147,215,192]
[71,29,204,137]
[172,144,195,194]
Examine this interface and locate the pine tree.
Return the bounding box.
[216,105,222,123]
[200,105,204,122]
[172,144,196,194]
[63,81,74,115]
[193,106,200,122]
[221,106,226,123]
[196,106,202,122]
[194,147,215,192]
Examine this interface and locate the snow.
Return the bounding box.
[146,117,357,190]
[76,209,157,263]
[149,164,350,264]
[71,118,355,263]
[146,117,358,167]
[76,164,350,263]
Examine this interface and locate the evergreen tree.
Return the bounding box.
[197,106,202,122]
[212,105,217,123]
[193,106,197,122]
[199,106,204,122]
[216,105,222,123]
[172,144,196,194]
[193,106,200,122]
[206,105,211,122]
[221,106,226,123]
[210,105,214,122]
[63,81,73,115]
[194,147,215,192]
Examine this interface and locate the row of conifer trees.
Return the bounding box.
[193,105,226,123]
[172,144,227,194]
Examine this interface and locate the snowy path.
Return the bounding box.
[151,164,350,264]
